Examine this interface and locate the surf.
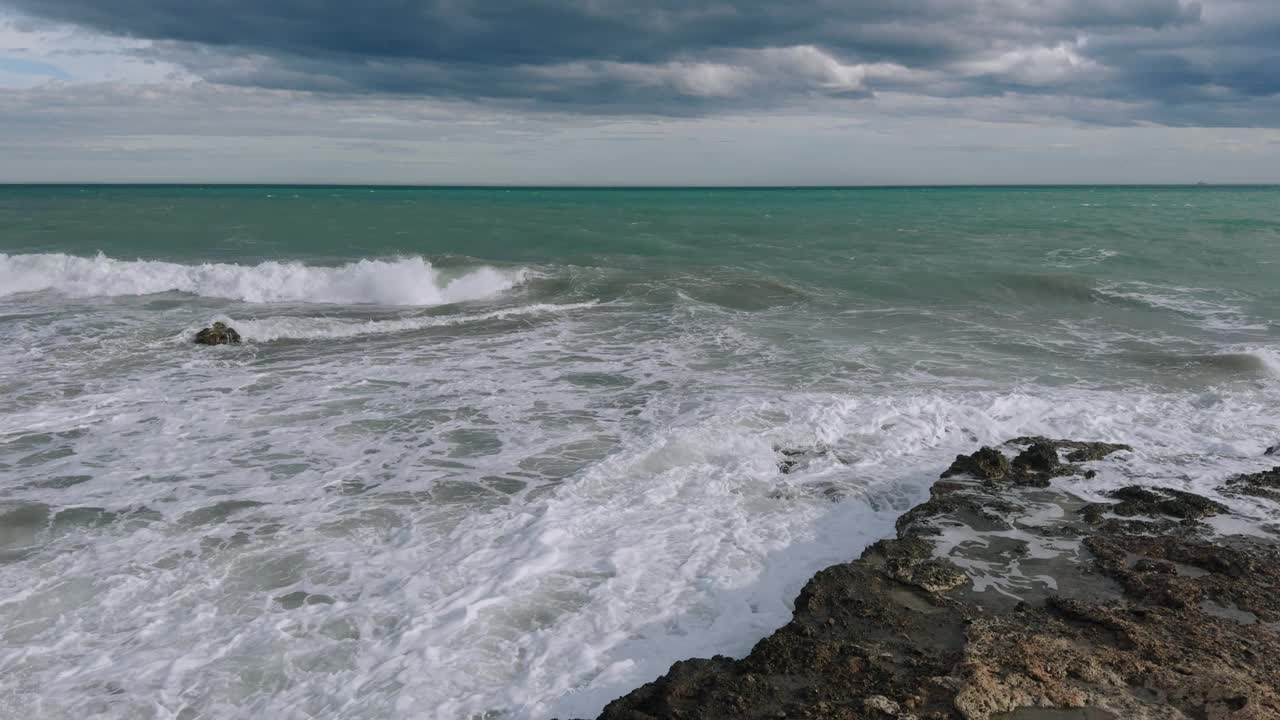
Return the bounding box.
[0,253,526,306]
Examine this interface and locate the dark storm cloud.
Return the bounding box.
[2,0,1199,65]
[2,1,948,64]
[3,0,1278,124]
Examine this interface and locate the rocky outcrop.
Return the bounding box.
[1080,485,1228,524]
[939,437,1128,490]
[940,446,1010,481]
[1222,467,1280,501]
[194,321,241,345]
[593,439,1279,720]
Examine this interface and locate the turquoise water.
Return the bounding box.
[1,186,1278,719]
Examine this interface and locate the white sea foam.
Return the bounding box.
[2,252,1279,720]
[0,253,525,305]
[1097,280,1268,331]
[1044,246,1119,268]
[2,342,1277,720]
[219,302,599,342]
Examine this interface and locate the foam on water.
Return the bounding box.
[2,184,1279,720]
[206,303,600,342]
[1044,247,1119,268]
[0,253,525,306]
[2,291,1277,720]
[1097,280,1268,331]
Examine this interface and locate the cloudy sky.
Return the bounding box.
[1,0,1277,184]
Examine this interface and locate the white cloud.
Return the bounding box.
[524,45,899,101]
[956,42,1103,85]
[528,59,754,98]
[756,46,868,92]
[0,5,1278,182]
[0,15,189,87]
[1,79,1278,184]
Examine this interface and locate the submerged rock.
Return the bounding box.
[1266,445,1278,457]
[194,321,241,345]
[774,444,843,475]
[275,591,336,610]
[768,480,847,503]
[596,439,1280,720]
[776,448,805,475]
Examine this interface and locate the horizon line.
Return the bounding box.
[1,182,1277,190]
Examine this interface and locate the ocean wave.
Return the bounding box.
[1096,281,1265,330]
[0,253,526,306]
[982,272,1100,304]
[1239,347,1280,377]
[219,302,599,341]
[1126,348,1280,378]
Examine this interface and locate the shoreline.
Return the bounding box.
[582,437,1280,720]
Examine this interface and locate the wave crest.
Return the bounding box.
[1096,281,1264,330]
[0,253,525,306]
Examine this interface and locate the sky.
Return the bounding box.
[0,0,1278,185]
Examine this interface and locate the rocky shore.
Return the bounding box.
[588,438,1280,720]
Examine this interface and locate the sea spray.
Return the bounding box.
[1,185,1278,720]
[0,253,526,305]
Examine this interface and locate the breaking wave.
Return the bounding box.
[0,253,526,306]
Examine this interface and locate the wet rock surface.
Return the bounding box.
[591,438,1280,720]
[941,446,1011,481]
[771,446,852,502]
[775,445,846,475]
[1222,467,1280,501]
[194,321,241,345]
[1080,485,1228,524]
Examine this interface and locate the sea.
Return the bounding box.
[0,185,1277,720]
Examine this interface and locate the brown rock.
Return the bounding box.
[1080,485,1228,524]
[941,446,1010,480]
[194,321,242,345]
[1222,466,1280,500]
[596,439,1280,720]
